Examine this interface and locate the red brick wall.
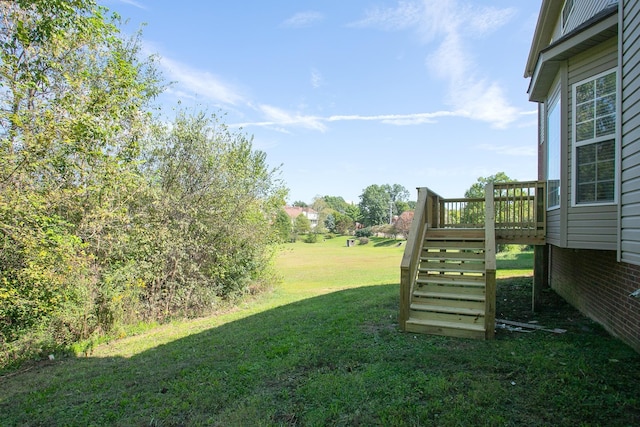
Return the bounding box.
[550,246,640,353]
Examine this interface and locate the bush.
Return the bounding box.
[304,233,319,243]
[355,227,373,238]
[358,237,369,245]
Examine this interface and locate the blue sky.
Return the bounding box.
[101,0,542,204]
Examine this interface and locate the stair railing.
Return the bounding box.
[484,183,497,339]
[400,187,440,330]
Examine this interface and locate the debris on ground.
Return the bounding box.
[496,319,567,334]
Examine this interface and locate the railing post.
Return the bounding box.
[484,183,496,339]
[400,187,430,331]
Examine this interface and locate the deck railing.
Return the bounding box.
[399,181,546,331]
[437,181,546,243]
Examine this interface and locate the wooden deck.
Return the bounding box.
[400,181,545,339]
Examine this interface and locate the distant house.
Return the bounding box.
[525,0,640,352]
[284,206,319,229]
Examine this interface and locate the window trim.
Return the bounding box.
[571,68,618,207]
[562,0,574,32]
[546,86,561,211]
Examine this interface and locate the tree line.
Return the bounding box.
[0,0,286,365]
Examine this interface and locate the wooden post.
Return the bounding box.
[400,187,429,330]
[532,244,549,312]
[484,183,497,339]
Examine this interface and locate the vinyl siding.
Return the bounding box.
[546,209,561,245]
[564,37,618,249]
[563,0,619,35]
[621,0,640,265]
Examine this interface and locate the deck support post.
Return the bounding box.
[532,244,549,311]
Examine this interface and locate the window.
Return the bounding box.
[562,0,574,30]
[547,97,561,209]
[572,70,617,204]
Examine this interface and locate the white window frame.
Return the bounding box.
[571,68,618,207]
[546,86,561,211]
[562,0,574,32]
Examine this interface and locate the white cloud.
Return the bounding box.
[352,0,521,129]
[159,56,245,106]
[349,1,422,31]
[233,109,465,130]
[282,11,324,28]
[311,68,323,89]
[113,0,146,9]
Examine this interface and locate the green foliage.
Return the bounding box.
[274,209,292,242]
[358,237,369,245]
[293,213,312,235]
[355,227,373,238]
[358,183,409,226]
[0,1,287,366]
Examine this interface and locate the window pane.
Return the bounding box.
[597,73,616,95]
[597,160,615,181]
[597,181,614,201]
[547,98,561,209]
[578,183,595,202]
[576,121,594,141]
[596,94,615,116]
[577,144,596,163]
[598,140,615,160]
[576,81,594,103]
[596,115,616,137]
[577,102,594,123]
[576,140,616,203]
[578,163,595,182]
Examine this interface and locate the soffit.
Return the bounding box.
[528,11,618,102]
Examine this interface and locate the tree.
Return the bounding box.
[323,195,349,213]
[0,1,289,361]
[461,172,513,226]
[333,211,354,235]
[358,183,410,226]
[0,0,161,347]
[274,209,292,242]
[292,200,307,207]
[294,213,312,235]
[464,172,512,198]
[395,211,414,239]
[359,185,390,226]
[324,214,336,233]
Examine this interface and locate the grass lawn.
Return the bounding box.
[1,236,639,426]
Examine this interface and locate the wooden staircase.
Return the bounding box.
[404,228,492,339]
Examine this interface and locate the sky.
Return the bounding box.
[100,0,543,204]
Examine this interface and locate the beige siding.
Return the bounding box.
[563,37,618,249]
[546,209,561,245]
[621,0,640,265]
[563,0,618,35]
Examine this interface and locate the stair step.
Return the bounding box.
[424,241,486,250]
[405,319,486,339]
[422,251,486,261]
[416,276,485,287]
[410,303,484,316]
[413,290,485,302]
[418,261,485,274]
[427,229,484,239]
[411,296,485,311]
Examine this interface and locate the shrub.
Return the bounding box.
[355,227,373,238]
[358,237,369,245]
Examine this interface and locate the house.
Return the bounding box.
[399,0,639,351]
[284,206,319,229]
[525,0,640,352]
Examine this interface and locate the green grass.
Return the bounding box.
[1,237,639,426]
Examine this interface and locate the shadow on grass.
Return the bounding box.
[1,280,639,426]
[371,237,403,247]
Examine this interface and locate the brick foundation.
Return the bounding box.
[550,246,640,353]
